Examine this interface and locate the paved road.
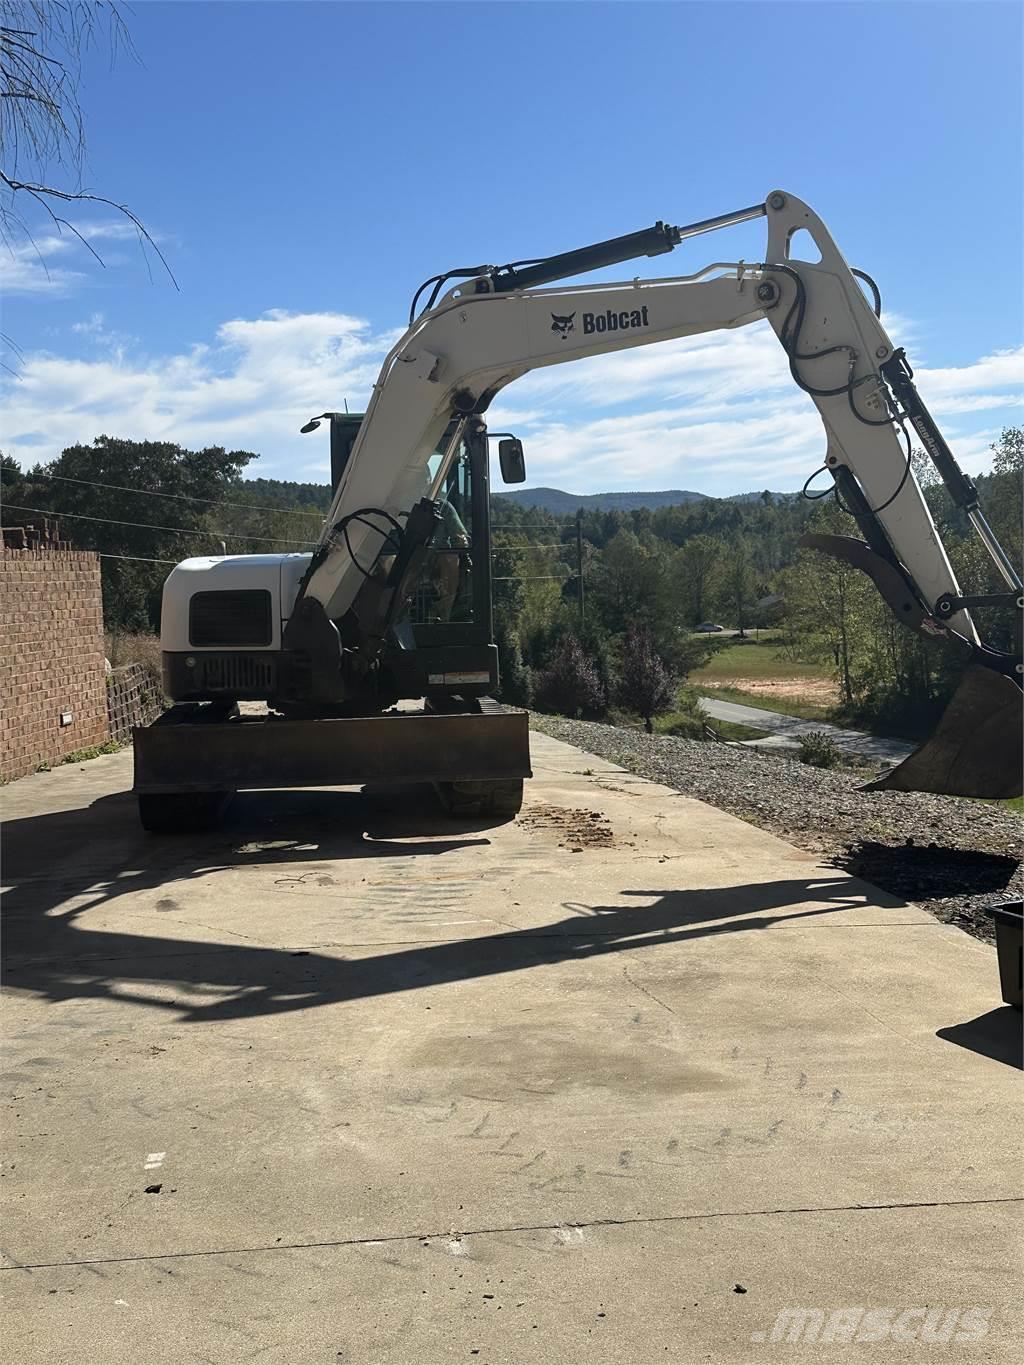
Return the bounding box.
[2,738,1019,1362]
[699,694,917,764]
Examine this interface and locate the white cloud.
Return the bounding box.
[1,306,1019,497]
[495,331,1023,494]
[2,309,394,475]
[0,219,163,296]
[0,230,86,295]
[915,347,1024,398]
[71,312,106,335]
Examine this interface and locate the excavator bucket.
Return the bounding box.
[799,533,1022,800]
[867,664,1022,799]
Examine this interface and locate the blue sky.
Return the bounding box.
[2,0,1021,495]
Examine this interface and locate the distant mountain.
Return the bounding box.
[234,477,794,518]
[498,486,790,515]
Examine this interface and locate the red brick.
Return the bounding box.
[0,548,112,781]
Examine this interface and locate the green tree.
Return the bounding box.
[716,536,758,637]
[674,533,723,625]
[590,528,683,656]
[3,436,257,629]
[986,426,1022,568]
[493,617,533,706]
[779,502,871,706]
[919,426,1023,653]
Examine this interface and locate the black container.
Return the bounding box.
[986,901,1023,1010]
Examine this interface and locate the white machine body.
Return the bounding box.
[160,553,311,653]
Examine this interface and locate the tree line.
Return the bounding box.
[490,428,1022,737]
[0,439,323,631]
[1,428,1019,738]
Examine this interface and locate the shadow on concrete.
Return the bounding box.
[2,881,868,1023]
[936,1008,1023,1071]
[1,778,883,1022]
[3,783,500,882]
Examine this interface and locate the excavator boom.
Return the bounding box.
[146,190,1020,825]
[290,190,1019,798]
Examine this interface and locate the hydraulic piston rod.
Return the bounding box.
[489,202,767,293]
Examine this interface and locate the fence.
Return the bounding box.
[107,663,164,745]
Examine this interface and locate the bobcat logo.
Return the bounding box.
[550,312,576,340]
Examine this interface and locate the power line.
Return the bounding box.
[1,504,317,546]
[99,553,179,565]
[493,574,571,582]
[19,471,326,519]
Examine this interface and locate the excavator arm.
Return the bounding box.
[292,190,1021,798]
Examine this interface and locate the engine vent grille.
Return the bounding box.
[198,654,276,694]
[189,590,272,647]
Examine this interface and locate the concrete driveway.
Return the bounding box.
[1,734,1020,1363]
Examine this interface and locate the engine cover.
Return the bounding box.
[159,553,310,702]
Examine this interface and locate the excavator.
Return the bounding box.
[133,191,1023,831]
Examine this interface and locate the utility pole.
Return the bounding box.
[576,508,585,628]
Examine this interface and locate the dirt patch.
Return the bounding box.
[518,804,614,852]
[701,677,840,704]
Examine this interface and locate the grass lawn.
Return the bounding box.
[705,717,773,742]
[696,683,834,723]
[690,636,836,721]
[692,635,828,684]
[649,707,771,743]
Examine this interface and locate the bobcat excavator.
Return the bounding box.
[134,190,1023,831]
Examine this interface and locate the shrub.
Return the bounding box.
[659,712,705,740]
[495,622,533,707]
[653,687,706,740]
[616,624,676,733]
[534,634,606,718]
[798,730,841,768]
[105,632,163,690]
[63,742,122,764]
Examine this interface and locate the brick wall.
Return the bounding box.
[107,663,164,745]
[0,547,110,781]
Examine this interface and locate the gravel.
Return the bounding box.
[530,713,1022,944]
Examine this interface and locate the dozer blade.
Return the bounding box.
[868,664,1023,799]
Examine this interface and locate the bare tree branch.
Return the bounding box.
[0,2,175,305]
[0,170,178,286]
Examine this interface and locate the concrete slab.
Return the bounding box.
[3,1204,1018,1364]
[2,734,1021,1362]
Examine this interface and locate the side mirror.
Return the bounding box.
[498,436,526,485]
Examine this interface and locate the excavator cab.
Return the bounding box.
[381,422,503,703]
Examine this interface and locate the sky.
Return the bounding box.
[1,0,1021,497]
